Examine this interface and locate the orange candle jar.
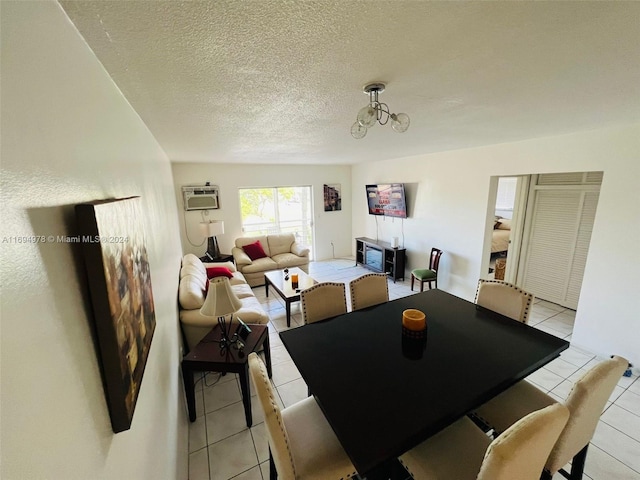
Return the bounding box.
[291,273,299,289]
[402,309,426,331]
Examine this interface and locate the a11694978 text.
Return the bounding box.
[2,235,129,244]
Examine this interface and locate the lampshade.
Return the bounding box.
[200,277,242,318]
[200,220,224,237]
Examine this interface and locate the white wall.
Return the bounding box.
[352,125,640,366]
[1,2,188,479]
[171,163,352,261]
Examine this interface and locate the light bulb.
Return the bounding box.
[351,121,367,139]
[391,113,410,133]
[357,105,377,128]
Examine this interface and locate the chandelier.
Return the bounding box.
[351,83,410,139]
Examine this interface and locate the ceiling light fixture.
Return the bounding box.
[351,83,410,139]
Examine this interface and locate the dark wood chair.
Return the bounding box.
[411,248,443,292]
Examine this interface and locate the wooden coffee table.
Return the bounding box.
[182,323,271,426]
[264,267,317,327]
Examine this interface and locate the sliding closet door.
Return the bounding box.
[519,173,601,309]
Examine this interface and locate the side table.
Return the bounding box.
[182,324,271,427]
[200,253,234,263]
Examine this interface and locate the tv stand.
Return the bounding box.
[355,237,406,282]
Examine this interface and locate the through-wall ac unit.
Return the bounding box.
[182,185,220,211]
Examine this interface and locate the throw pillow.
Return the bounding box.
[206,266,234,279]
[242,240,267,261]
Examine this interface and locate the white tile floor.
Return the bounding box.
[188,259,640,480]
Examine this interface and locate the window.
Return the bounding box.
[495,177,518,212]
[238,186,314,258]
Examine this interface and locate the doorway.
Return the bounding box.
[484,172,602,309]
[238,186,315,259]
[486,176,528,284]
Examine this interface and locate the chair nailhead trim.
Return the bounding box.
[257,361,297,476]
[301,282,347,324]
[349,273,388,311]
[475,279,534,323]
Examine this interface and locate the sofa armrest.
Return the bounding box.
[291,242,310,257]
[232,246,252,266]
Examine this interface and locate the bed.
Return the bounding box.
[492,218,511,253]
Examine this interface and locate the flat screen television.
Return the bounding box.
[366,183,407,218]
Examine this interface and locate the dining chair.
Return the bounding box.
[349,273,389,311]
[300,282,347,324]
[248,353,357,480]
[400,403,569,480]
[472,355,628,480]
[410,247,443,292]
[474,278,534,323]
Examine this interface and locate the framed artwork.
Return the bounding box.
[324,184,342,212]
[76,197,156,433]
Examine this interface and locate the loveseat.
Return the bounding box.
[231,234,310,287]
[178,253,269,350]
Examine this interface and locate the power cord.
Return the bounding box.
[183,209,207,248]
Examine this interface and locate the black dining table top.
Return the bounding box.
[279,289,569,476]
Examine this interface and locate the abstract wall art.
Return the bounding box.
[76,197,155,433]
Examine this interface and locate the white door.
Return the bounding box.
[518,173,602,309]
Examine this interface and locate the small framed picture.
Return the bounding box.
[324,184,342,211]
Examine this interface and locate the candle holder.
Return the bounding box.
[401,324,428,340]
[401,308,427,360]
[402,329,428,360]
[402,309,426,332]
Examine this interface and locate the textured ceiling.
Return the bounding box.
[60,1,640,165]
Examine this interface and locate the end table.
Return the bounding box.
[182,323,271,427]
[200,253,234,263]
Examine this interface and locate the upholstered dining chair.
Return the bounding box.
[411,247,443,292]
[349,273,389,311]
[248,353,357,480]
[472,355,628,480]
[474,279,534,323]
[400,403,569,480]
[300,282,347,324]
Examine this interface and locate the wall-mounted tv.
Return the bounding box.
[366,183,408,218]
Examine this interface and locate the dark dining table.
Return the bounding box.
[279,289,569,478]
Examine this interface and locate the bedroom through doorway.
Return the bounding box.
[486,176,528,283]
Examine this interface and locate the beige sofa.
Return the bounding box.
[178,253,269,350]
[232,234,310,287]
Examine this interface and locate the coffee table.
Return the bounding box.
[182,323,271,426]
[264,267,317,327]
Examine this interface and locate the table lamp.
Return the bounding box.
[200,277,243,351]
[200,220,225,260]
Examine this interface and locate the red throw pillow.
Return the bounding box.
[206,266,234,279]
[242,240,267,261]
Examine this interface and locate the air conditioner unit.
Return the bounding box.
[182,185,220,211]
